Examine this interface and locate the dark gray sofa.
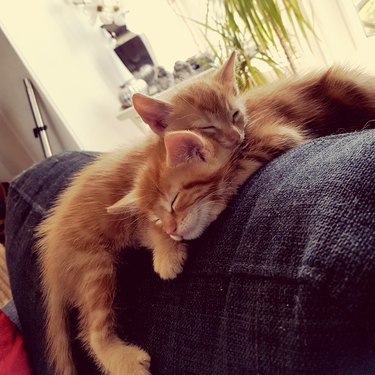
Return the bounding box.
[5,130,375,374]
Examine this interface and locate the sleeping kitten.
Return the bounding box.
[36,54,245,375]
[36,130,235,375]
[132,52,246,148]
[38,52,375,375]
[135,51,375,191]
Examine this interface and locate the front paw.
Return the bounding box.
[153,243,187,280]
[103,344,151,375]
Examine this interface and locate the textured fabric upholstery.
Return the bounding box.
[5,131,375,374]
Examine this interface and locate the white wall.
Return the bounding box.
[301,0,375,73]
[124,0,202,71]
[0,0,147,180]
[0,27,80,171]
[0,110,34,181]
[0,0,204,181]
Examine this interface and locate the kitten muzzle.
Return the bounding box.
[170,234,183,241]
[224,128,244,147]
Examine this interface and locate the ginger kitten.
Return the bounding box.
[36,130,234,375]
[135,52,375,189]
[37,52,375,375]
[37,53,244,375]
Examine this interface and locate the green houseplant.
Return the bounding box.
[187,0,313,90]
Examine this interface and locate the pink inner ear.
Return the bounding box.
[165,131,206,168]
[132,93,172,134]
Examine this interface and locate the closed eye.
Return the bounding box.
[150,215,162,226]
[199,125,216,131]
[154,218,162,225]
[232,110,240,123]
[171,192,180,211]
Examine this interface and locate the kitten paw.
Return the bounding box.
[153,243,187,280]
[104,344,151,375]
[134,348,151,372]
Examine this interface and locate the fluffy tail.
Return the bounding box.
[44,291,76,375]
[315,68,375,135]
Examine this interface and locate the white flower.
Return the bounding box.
[83,0,103,25]
[113,0,127,26]
[82,0,127,26]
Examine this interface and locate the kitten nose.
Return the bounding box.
[228,129,242,145]
[164,216,178,235]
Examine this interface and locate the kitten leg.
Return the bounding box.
[146,227,188,280]
[38,241,77,375]
[78,252,151,375]
[43,284,76,375]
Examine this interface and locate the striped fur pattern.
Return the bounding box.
[37,52,375,375]
[36,131,233,375]
[164,62,375,191]
[232,66,375,187]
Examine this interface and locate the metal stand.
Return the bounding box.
[23,78,53,158]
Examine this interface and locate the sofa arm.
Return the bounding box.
[5,131,375,375]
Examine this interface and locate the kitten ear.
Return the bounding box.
[106,191,137,214]
[164,131,209,168]
[214,51,238,95]
[132,93,172,135]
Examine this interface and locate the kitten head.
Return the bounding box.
[108,131,230,241]
[132,51,247,148]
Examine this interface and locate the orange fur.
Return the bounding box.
[36,132,232,375]
[37,53,375,375]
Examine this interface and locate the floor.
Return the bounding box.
[0,243,11,307]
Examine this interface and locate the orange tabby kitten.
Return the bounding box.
[37,54,243,375]
[134,52,375,190]
[38,52,375,375]
[36,130,235,375]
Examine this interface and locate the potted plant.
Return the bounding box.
[181,0,313,90]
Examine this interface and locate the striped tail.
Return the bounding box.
[44,292,76,375]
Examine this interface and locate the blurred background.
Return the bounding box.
[0,0,374,181]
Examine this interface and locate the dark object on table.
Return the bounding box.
[102,24,156,74]
[5,131,375,374]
